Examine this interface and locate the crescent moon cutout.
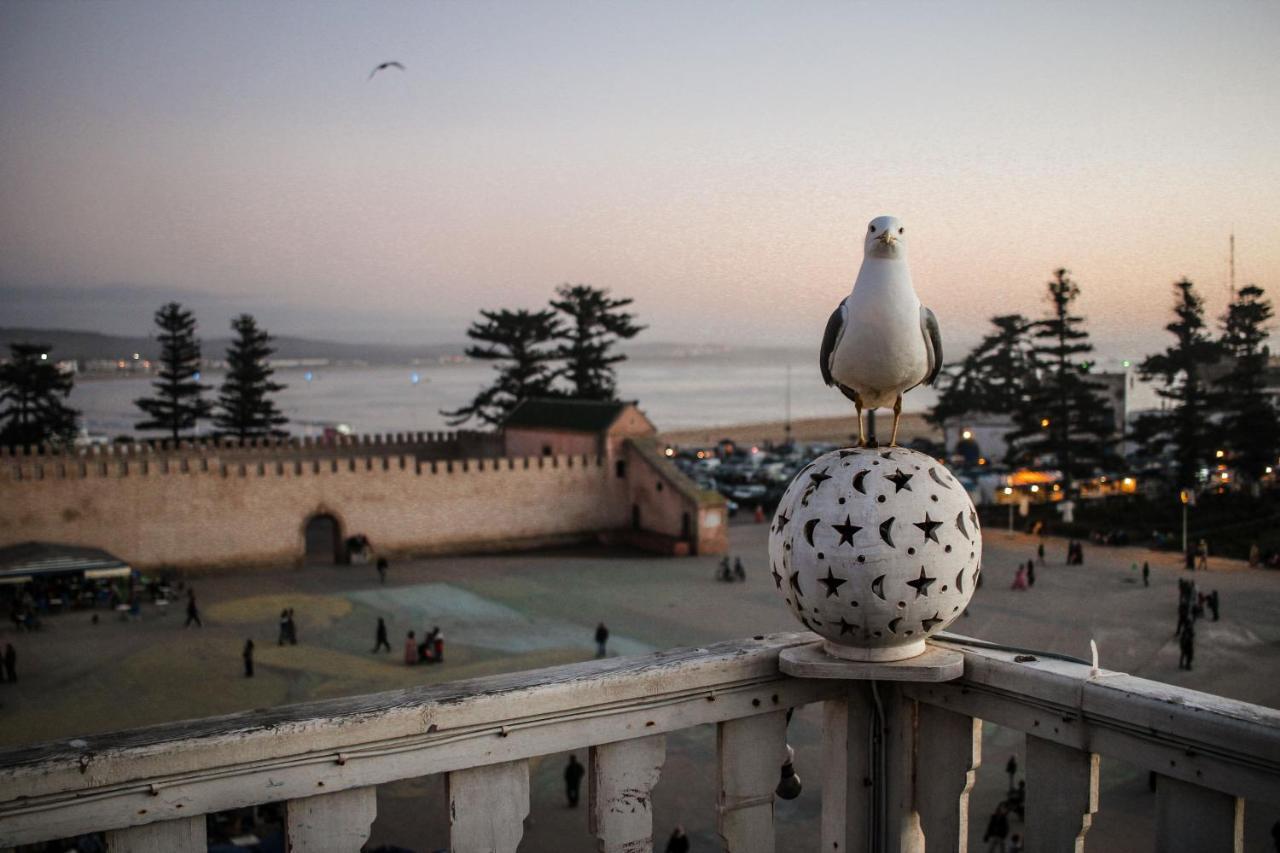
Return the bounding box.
[879,517,895,547]
[956,511,969,540]
[853,470,869,494]
[803,518,820,547]
[929,467,952,489]
[887,616,902,634]
[955,569,965,594]
[871,574,886,600]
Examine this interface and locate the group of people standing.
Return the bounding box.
[1064,540,1086,565]
[981,755,1026,852]
[403,625,445,665]
[716,556,746,582]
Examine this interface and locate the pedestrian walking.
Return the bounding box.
[432,627,445,664]
[595,622,610,657]
[718,557,733,582]
[1179,624,1196,670]
[278,609,290,646]
[1005,755,1018,793]
[1196,539,1210,572]
[373,617,391,653]
[3,643,15,683]
[1037,541,1045,566]
[286,608,298,645]
[376,556,388,585]
[564,754,585,807]
[1209,590,1220,621]
[1026,560,1036,588]
[665,825,690,853]
[983,802,1010,853]
[185,594,202,628]
[403,631,417,665]
[1142,562,1150,587]
[733,557,746,581]
[243,639,255,678]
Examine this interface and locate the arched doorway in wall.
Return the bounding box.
[303,514,342,566]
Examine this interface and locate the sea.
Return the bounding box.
[68,347,939,439]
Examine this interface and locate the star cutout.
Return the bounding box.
[808,467,832,488]
[771,565,783,589]
[906,567,937,597]
[837,617,858,636]
[885,468,914,492]
[788,571,804,597]
[832,515,862,546]
[817,568,847,598]
[913,512,942,543]
[921,612,943,632]
[774,509,791,533]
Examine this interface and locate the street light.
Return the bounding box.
[1215,449,1225,459]
[961,429,973,441]
[1040,418,1050,428]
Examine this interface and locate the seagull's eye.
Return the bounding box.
[898,227,904,234]
[868,225,876,233]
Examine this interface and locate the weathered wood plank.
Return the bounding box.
[717,711,786,853]
[1154,775,1243,853]
[915,703,980,853]
[820,687,873,853]
[589,735,666,853]
[881,684,923,853]
[284,787,377,852]
[448,759,529,853]
[0,634,841,845]
[103,815,203,852]
[1025,736,1098,853]
[902,637,1280,807]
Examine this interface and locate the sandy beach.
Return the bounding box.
[657,412,939,448]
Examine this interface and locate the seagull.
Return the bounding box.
[819,215,943,446]
[368,61,405,80]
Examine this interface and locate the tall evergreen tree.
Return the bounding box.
[1217,284,1277,481]
[442,308,561,426]
[214,314,288,442]
[550,284,645,400]
[134,302,212,442]
[1005,269,1115,485]
[929,314,1035,427]
[1134,279,1223,488]
[0,343,80,449]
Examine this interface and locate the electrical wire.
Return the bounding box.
[934,632,1092,666]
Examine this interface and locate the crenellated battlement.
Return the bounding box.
[1,451,603,483]
[0,429,495,460]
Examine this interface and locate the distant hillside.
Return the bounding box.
[0,328,465,365]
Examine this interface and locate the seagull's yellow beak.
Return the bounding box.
[876,229,898,247]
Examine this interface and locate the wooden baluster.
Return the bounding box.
[821,686,874,853]
[915,703,981,853]
[448,759,530,853]
[717,710,787,853]
[284,787,377,852]
[1154,775,1243,853]
[589,734,666,853]
[1025,736,1099,853]
[881,684,923,853]
[103,816,204,852]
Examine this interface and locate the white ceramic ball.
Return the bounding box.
[767,446,981,661]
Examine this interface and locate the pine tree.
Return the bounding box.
[134,302,212,442]
[442,309,561,426]
[1135,279,1223,488]
[214,314,288,442]
[1217,284,1277,481]
[929,314,1035,426]
[549,284,645,400]
[1005,269,1115,486]
[0,343,80,449]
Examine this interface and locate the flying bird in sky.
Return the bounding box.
[819,215,943,446]
[368,61,405,80]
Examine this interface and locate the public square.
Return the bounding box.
[2,521,1278,851]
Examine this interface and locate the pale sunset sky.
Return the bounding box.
[2,1,1278,357]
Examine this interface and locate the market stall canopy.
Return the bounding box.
[0,542,132,584]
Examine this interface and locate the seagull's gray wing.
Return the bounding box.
[920,305,943,385]
[819,301,846,387]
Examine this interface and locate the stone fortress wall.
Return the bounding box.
[0,430,726,571]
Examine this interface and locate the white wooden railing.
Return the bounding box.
[1,632,1277,852]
